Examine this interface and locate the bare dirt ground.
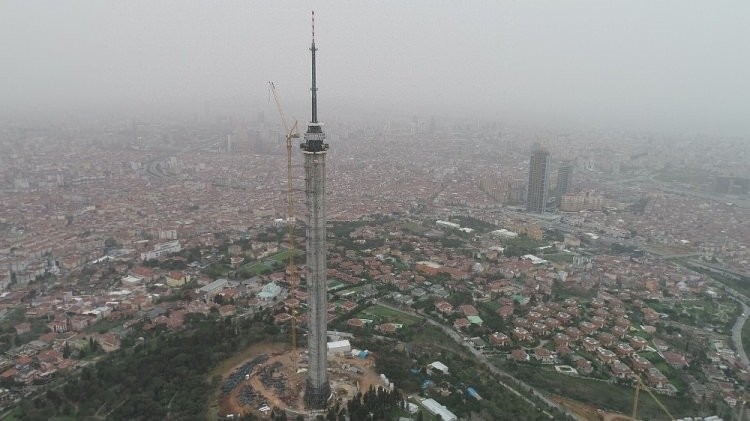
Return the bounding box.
[602,415,636,421]
[550,395,602,421]
[549,395,636,421]
[212,342,289,379]
[216,344,386,419]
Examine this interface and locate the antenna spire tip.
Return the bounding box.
[311,10,315,43]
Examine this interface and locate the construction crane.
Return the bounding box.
[268,81,301,375]
[632,374,675,420]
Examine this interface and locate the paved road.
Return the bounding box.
[693,266,750,368]
[731,301,750,367]
[377,302,584,421]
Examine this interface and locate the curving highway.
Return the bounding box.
[731,300,750,367]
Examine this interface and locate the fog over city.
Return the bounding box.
[3,2,750,420]
[2,1,750,136]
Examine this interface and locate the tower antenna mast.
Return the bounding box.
[310,10,318,124]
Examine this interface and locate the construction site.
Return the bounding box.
[217,344,387,418]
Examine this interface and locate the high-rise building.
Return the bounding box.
[556,162,573,208]
[526,147,550,213]
[301,12,330,409]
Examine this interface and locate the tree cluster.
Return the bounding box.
[17,313,281,420]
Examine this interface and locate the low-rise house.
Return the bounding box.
[629,336,648,351]
[70,316,92,332]
[497,305,514,319]
[376,323,399,334]
[597,347,617,364]
[515,318,532,329]
[591,316,607,329]
[610,360,634,379]
[615,343,634,357]
[576,358,593,375]
[347,318,365,328]
[165,271,189,287]
[556,311,572,325]
[647,367,670,388]
[534,348,555,364]
[435,301,453,314]
[556,344,573,356]
[490,332,510,347]
[565,327,581,340]
[511,349,530,362]
[553,333,570,348]
[580,321,597,335]
[663,351,688,368]
[48,316,68,333]
[339,300,358,313]
[582,337,599,352]
[427,361,450,375]
[512,327,532,342]
[631,354,653,372]
[528,311,543,322]
[459,304,479,317]
[96,333,121,353]
[614,317,631,329]
[453,318,470,330]
[545,317,561,331]
[612,325,628,339]
[531,322,549,336]
[598,332,616,347]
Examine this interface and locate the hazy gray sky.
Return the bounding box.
[2,1,749,135]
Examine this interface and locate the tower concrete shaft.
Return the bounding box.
[302,148,329,408]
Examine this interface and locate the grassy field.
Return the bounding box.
[543,252,575,263]
[499,364,699,420]
[410,324,464,354]
[243,262,274,275]
[357,305,422,326]
[267,249,303,264]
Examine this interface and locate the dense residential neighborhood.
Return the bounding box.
[0,117,748,420]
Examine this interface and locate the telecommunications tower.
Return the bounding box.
[301,11,330,409]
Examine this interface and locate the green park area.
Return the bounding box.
[356,304,422,327]
[543,252,575,263]
[240,250,304,276]
[266,249,303,264]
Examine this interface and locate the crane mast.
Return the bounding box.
[268,82,300,378]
